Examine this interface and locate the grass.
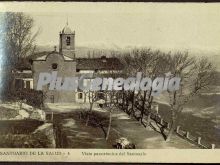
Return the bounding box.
[53,111,115,148]
[51,107,198,149]
[0,118,49,148]
[0,133,52,148]
[0,119,44,134]
[158,102,220,148]
[0,106,19,119]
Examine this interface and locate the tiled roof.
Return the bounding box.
[15,51,51,70]
[17,52,124,71]
[76,57,124,70]
[27,51,51,61]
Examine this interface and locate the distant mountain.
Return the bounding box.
[35,44,220,71]
[35,45,54,52]
[35,45,122,58]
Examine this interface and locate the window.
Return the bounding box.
[26,81,30,89]
[78,93,83,99]
[66,36,71,46]
[52,63,58,70]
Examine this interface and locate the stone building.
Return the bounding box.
[31,24,76,103]
[14,24,123,103]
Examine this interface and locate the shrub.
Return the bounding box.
[0,107,18,119]
[14,89,44,108]
[0,133,51,148]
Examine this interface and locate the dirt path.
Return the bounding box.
[47,103,198,149]
[111,109,198,149]
[53,112,112,148]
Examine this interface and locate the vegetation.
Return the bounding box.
[13,89,45,109]
[0,12,216,146]
[0,12,39,100]
[119,50,215,141]
[0,107,18,120]
[0,133,52,148]
[82,49,215,142]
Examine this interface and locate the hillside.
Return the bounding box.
[35,45,220,70]
[35,45,121,58]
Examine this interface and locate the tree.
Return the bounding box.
[120,50,141,116]
[1,12,39,99]
[165,52,216,141]
[85,90,99,126]
[135,49,170,125]
[103,60,126,139]
[120,49,170,126]
[104,88,120,140]
[4,12,39,67]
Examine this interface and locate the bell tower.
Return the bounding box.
[59,22,75,59]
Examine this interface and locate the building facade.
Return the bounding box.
[14,24,123,103]
[32,24,76,103]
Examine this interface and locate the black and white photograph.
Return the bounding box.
[0,2,219,163]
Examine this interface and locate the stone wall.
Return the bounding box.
[0,102,46,121]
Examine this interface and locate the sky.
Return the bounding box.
[1,2,220,53]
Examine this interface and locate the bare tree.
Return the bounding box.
[100,65,122,140]
[120,50,141,116]
[136,49,170,125]
[4,12,39,69]
[85,90,99,126]
[1,12,39,98]
[165,52,216,141]
[104,90,117,140]
[120,49,170,125]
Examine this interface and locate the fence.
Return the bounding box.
[175,126,215,149]
[46,103,216,149]
[117,103,216,149]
